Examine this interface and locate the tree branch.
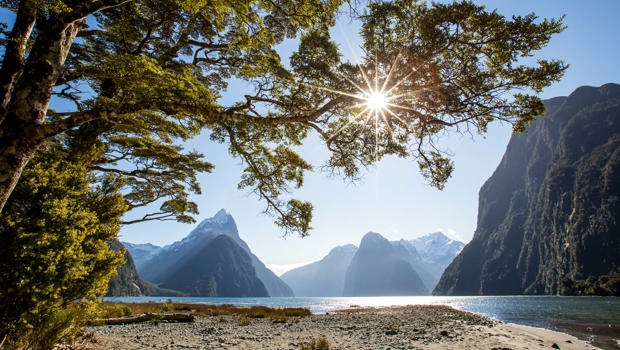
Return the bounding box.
[63,0,134,24]
[121,212,177,225]
[43,110,116,138]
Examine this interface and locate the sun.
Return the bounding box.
[365,90,388,111]
[294,51,417,147]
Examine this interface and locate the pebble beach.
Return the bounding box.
[76,305,603,350]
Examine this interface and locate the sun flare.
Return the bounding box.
[295,52,418,149]
[365,90,388,111]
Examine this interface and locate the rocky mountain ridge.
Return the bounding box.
[434,83,620,295]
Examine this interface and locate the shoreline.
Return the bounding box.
[77,305,605,349]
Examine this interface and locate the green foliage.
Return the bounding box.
[11,304,89,350]
[101,304,134,318]
[0,2,569,344]
[334,0,567,188]
[40,0,565,236]
[0,0,566,235]
[0,141,126,347]
[560,273,620,296]
[158,302,175,313]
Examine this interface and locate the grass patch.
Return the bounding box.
[98,302,311,321]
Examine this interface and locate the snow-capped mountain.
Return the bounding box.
[392,232,464,290]
[279,231,464,296]
[135,209,293,297]
[408,231,464,266]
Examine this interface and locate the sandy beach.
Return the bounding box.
[75,305,604,349]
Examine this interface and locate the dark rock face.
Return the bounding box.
[106,240,183,297]
[138,209,239,284]
[158,235,268,297]
[281,244,358,296]
[344,232,428,296]
[434,84,620,295]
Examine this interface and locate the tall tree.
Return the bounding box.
[0,0,566,235]
[0,138,126,347]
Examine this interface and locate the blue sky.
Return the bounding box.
[115,1,620,267]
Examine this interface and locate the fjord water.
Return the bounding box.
[106,296,619,348]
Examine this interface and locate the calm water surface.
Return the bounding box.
[105,296,620,349]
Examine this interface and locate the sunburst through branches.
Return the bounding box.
[304,52,422,161]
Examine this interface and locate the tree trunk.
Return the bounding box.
[0,121,43,213]
[0,0,37,124]
[0,18,84,213]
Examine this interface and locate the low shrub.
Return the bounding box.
[238,317,251,326]
[5,304,92,350]
[300,336,331,350]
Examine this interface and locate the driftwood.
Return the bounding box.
[89,313,195,326]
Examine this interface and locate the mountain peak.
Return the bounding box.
[193,209,235,232]
[213,208,231,222]
[360,232,387,244]
[563,83,620,110]
[409,232,464,257]
[329,244,358,254]
[425,231,450,241]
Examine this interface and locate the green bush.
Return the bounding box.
[560,273,620,296]
[158,302,175,313]
[0,142,126,348]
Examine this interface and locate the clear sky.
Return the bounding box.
[119,0,620,269]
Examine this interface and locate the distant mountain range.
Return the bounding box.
[112,210,463,297]
[122,209,293,297]
[280,244,358,297]
[281,231,463,296]
[434,84,620,296]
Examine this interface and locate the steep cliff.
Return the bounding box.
[434,84,620,295]
[158,235,268,297]
[106,240,183,296]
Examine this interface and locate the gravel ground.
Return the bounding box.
[75,305,602,350]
